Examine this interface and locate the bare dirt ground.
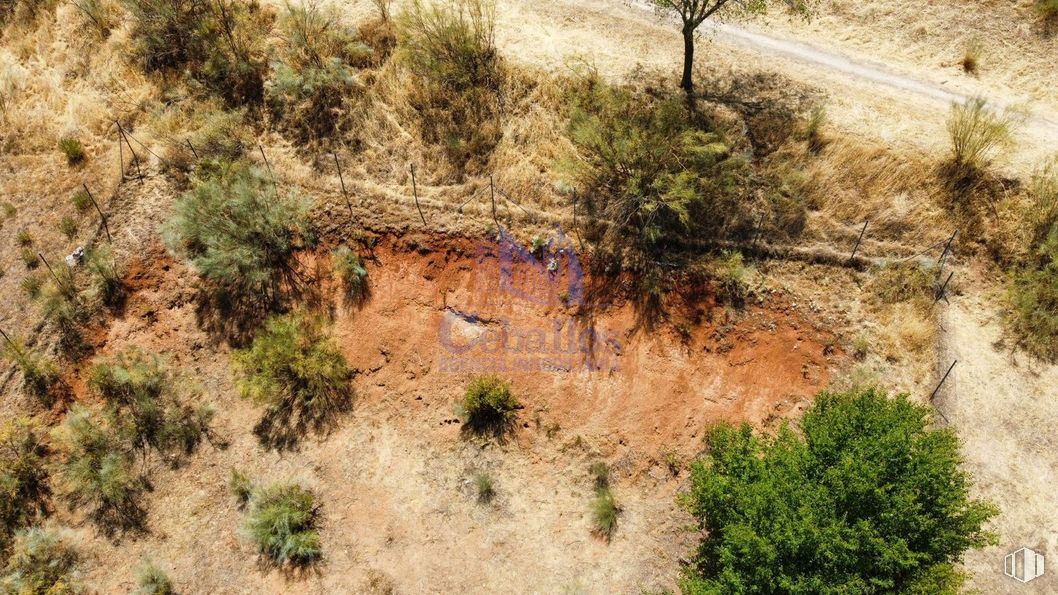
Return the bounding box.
[936,278,1058,594]
[64,235,838,593]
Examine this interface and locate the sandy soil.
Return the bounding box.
[936,279,1058,593]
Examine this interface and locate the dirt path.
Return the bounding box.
[936,292,1058,592]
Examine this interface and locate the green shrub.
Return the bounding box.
[39,283,88,357]
[71,190,92,213]
[244,482,321,566]
[682,387,998,593]
[1036,0,1058,21]
[135,560,174,595]
[473,471,495,504]
[0,419,51,557]
[16,229,32,246]
[88,349,212,458]
[163,162,313,325]
[2,202,15,218]
[85,245,126,309]
[123,0,271,105]
[398,0,503,174]
[588,461,609,492]
[59,216,78,240]
[58,138,85,165]
[53,406,144,529]
[19,248,38,270]
[266,2,372,145]
[946,97,1016,175]
[20,274,42,299]
[706,250,752,305]
[168,109,252,178]
[1007,259,1058,360]
[332,245,368,302]
[0,527,81,594]
[3,340,60,405]
[461,375,518,437]
[232,310,352,445]
[229,469,253,506]
[590,488,619,541]
[567,76,751,255]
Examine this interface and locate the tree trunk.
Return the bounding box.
[681,27,695,92]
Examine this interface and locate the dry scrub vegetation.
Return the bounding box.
[0,0,1054,591]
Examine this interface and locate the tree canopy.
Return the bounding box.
[683,387,997,594]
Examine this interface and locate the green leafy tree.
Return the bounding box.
[232,310,352,447]
[683,387,997,594]
[652,0,811,92]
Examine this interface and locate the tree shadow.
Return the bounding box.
[253,387,354,452]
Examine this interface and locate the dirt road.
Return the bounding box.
[496,0,1058,172]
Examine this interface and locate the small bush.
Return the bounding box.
[85,245,126,309]
[588,461,609,492]
[135,560,174,595]
[590,488,620,541]
[2,203,16,218]
[332,246,368,302]
[1007,260,1058,360]
[19,248,38,270]
[473,471,495,504]
[398,0,503,175]
[567,75,751,255]
[71,190,92,213]
[707,251,752,305]
[54,406,145,529]
[1036,0,1058,21]
[88,349,212,458]
[244,483,322,566]
[946,97,1016,174]
[58,138,85,165]
[59,216,78,240]
[960,39,981,74]
[266,2,372,145]
[3,340,60,405]
[124,0,271,105]
[461,375,518,437]
[232,310,352,446]
[39,283,88,357]
[0,527,81,594]
[229,469,253,506]
[799,106,827,153]
[16,229,32,246]
[0,419,51,557]
[163,162,313,328]
[167,109,252,179]
[20,274,43,299]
